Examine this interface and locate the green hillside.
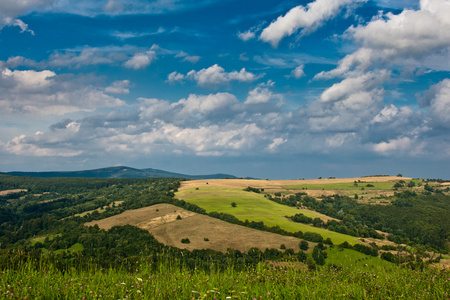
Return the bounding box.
[176,187,358,245]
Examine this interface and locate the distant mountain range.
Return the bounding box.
[0,166,240,180]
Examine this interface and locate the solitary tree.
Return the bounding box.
[299,240,309,251]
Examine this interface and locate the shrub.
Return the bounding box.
[297,250,307,262]
[381,252,397,263]
[303,232,323,243]
[181,238,190,244]
[299,240,309,251]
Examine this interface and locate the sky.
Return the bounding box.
[0,0,449,179]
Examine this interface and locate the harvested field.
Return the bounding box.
[178,176,409,191]
[85,204,305,253]
[179,176,410,201]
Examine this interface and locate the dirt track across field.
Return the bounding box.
[85,204,305,253]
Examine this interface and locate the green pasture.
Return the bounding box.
[53,243,84,255]
[31,234,60,245]
[326,247,395,270]
[176,187,358,245]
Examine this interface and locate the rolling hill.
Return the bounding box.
[85,203,306,253]
[0,166,238,179]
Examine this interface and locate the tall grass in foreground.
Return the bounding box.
[1,259,448,299]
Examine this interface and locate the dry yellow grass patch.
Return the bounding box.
[179,176,408,191]
[179,176,408,202]
[0,189,27,196]
[85,203,307,253]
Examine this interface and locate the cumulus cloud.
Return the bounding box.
[308,70,389,132]
[0,68,125,115]
[245,81,283,105]
[319,70,390,103]
[167,71,185,84]
[302,0,450,159]
[124,50,157,69]
[1,91,278,158]
[418,78,450,128]
[1,68,55,91]
[316,0,450,78]
[290,65,305,79]
[260,0,367,47]
[0,0,51,31]
[171,64,263,87]
[371,136,419,155]
[105,80,130,94]
[238,29,256,41]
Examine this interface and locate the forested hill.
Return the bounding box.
[0,166,238,179]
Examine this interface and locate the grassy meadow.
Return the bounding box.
[1,175,449,299]
[176,187,358,245]
[1,257,448,299]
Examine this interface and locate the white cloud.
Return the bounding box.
[319,70,390,103]
[419,78,450,128]
[237,22,266,42]
[372,136,418,155]
[0,68,125,115]
[267,137,287,151]
[3,46,136,69]
[11,19,34,35]
[172,64,263,87]
[238,30,256,41]
[167,71,185,84]
[308,71,389,132]
[260,0,367,47]
[105,80,130,94]
[3,45,178,70]
[139,92,239,124]
[124,50,156,69]
[2,133,83,157]
[48,48,122,68]
[182,55,200,64]
[177,93,239,118]
[1,68,55,91]
[175,51,200,64]
[0,0,50,31]
[245,81,283,105]
[317,0,450,78]
[290,64,305,79]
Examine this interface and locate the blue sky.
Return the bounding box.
[0,0,449,179]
